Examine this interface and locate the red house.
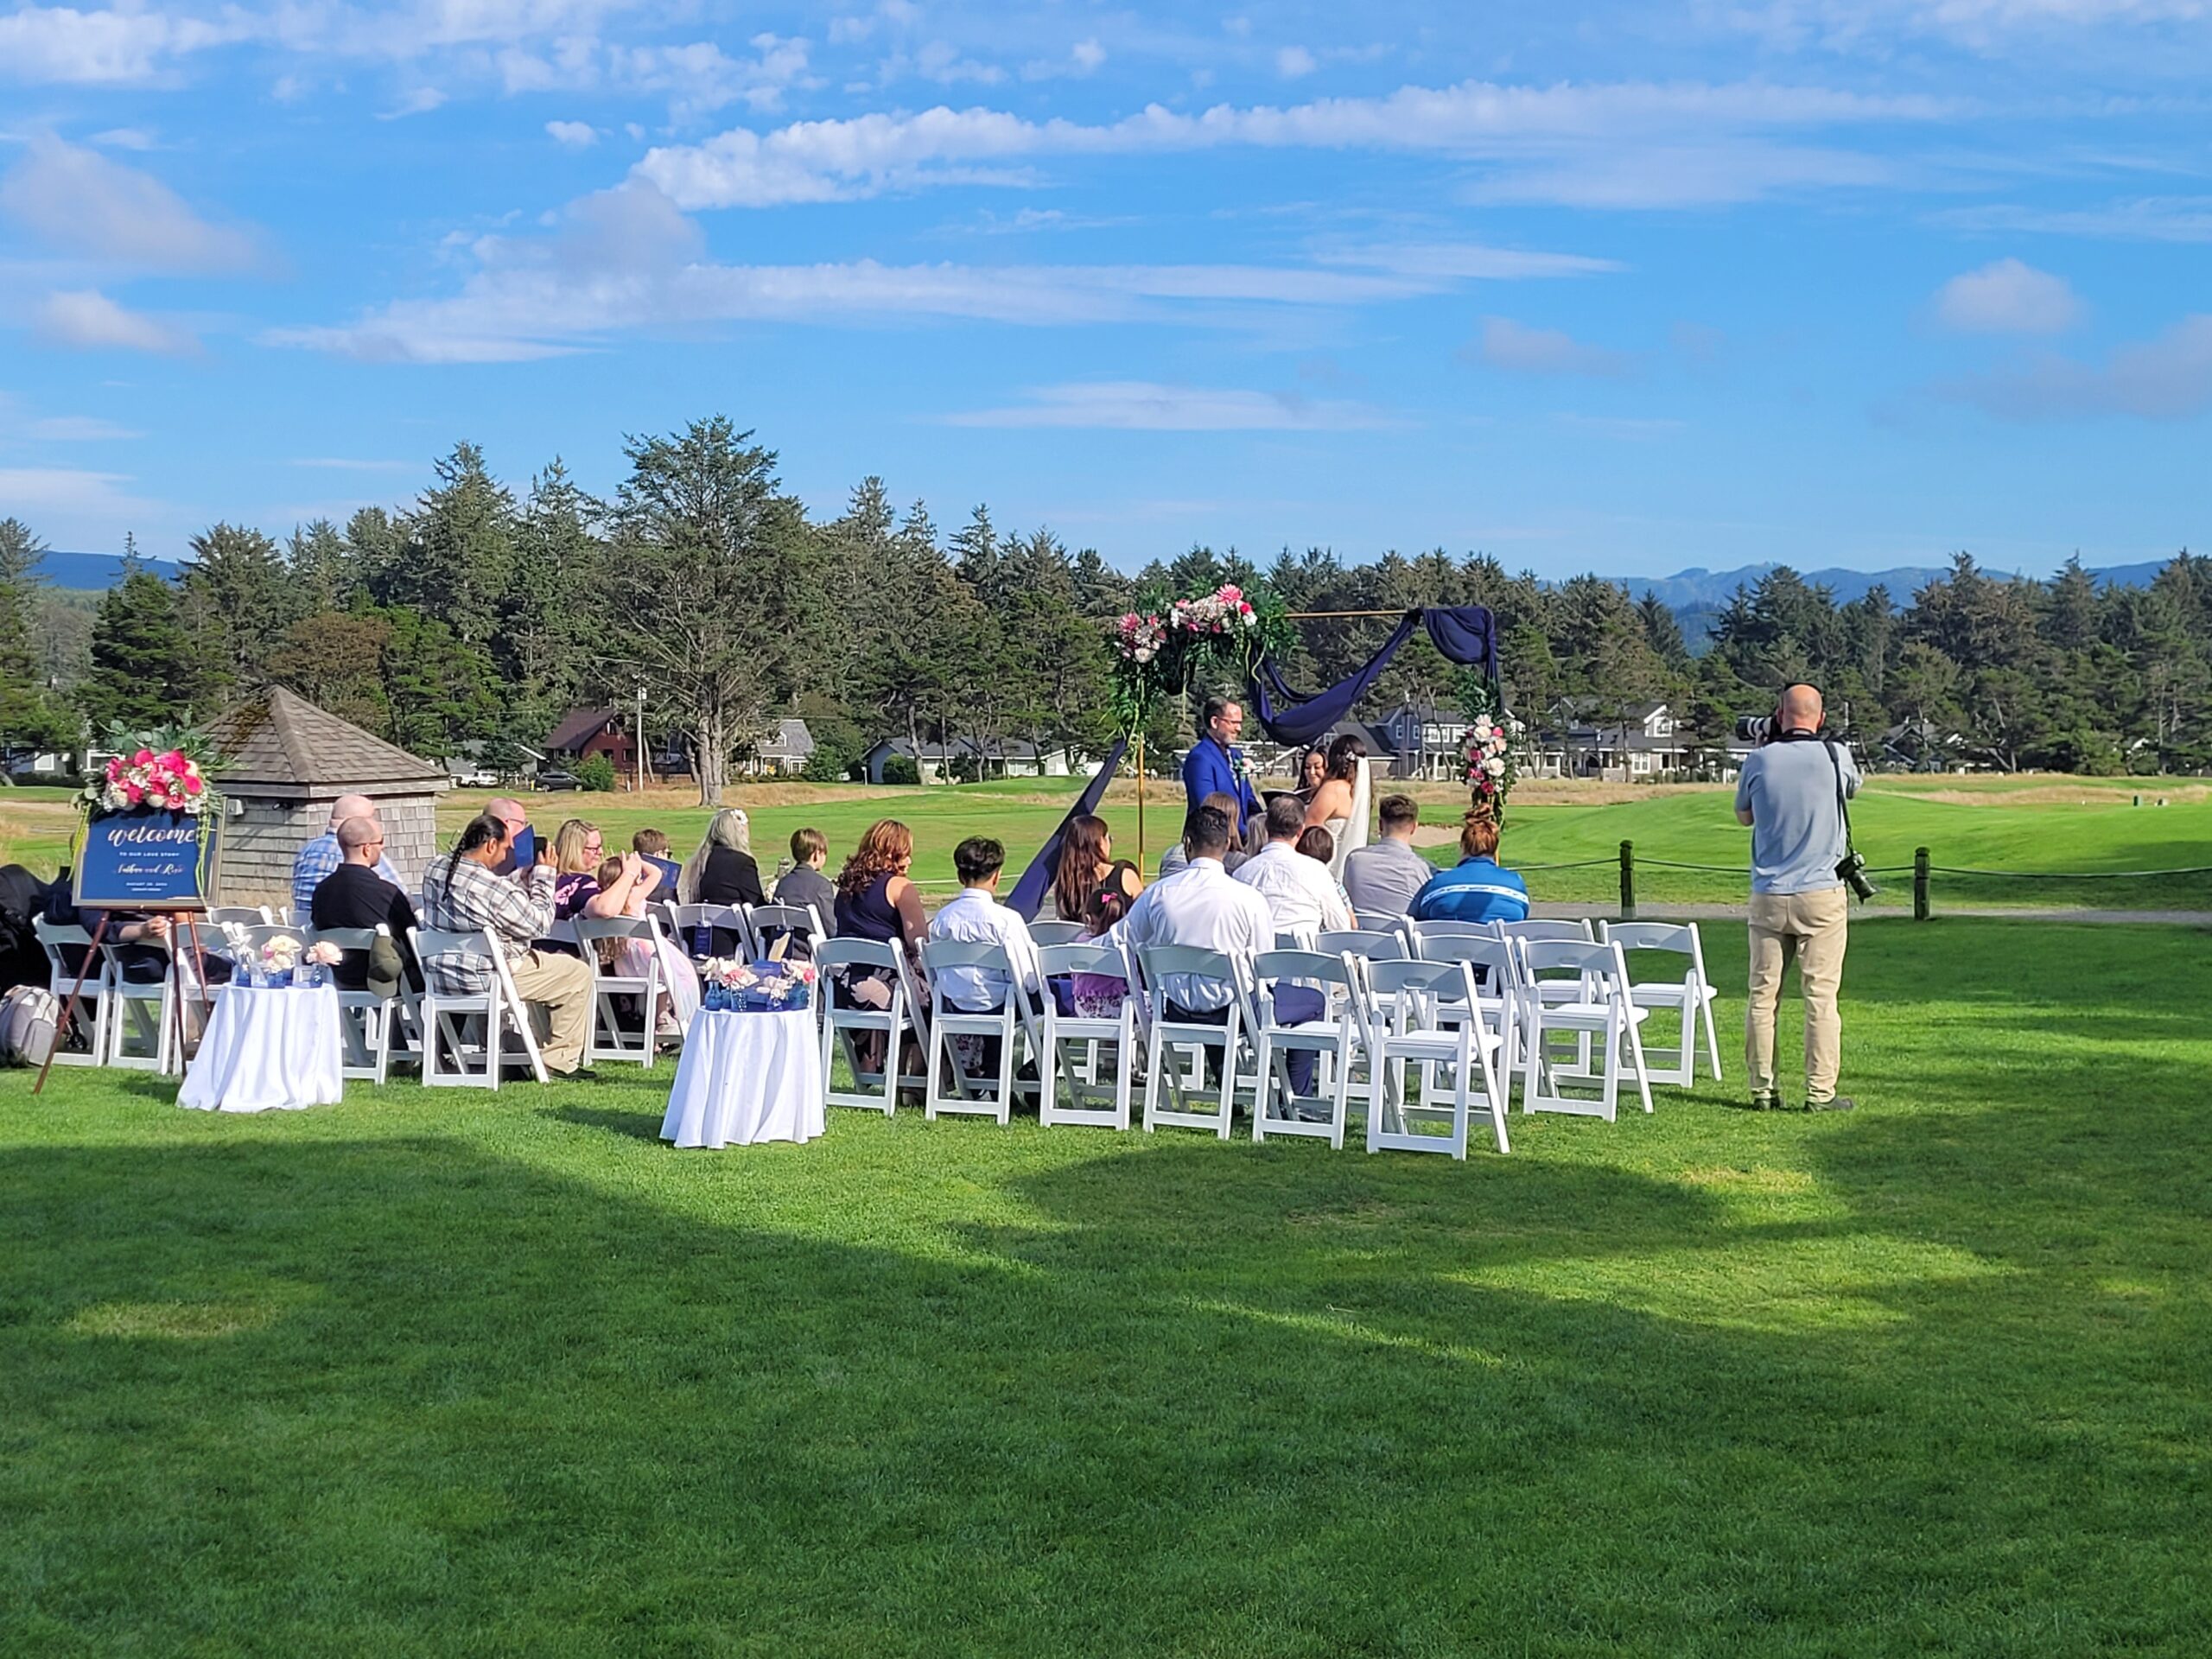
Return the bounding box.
[545,709,639,782]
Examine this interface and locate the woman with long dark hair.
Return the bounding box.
[1303,734,1366,835]
[1051,814,1143,923]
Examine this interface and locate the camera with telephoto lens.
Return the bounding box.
[1735,715,1774,744]
[1836,849,1877,901]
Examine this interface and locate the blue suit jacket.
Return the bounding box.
[1181,737,1262,835]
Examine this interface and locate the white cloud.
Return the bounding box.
[546,119,599,147]
[1472,316,1631,377]
[944,380,1398,430]
[1072,38,1106,73]
[1315,241,1624,279]
[0,5,250,86]
[1275,45,1318,78]
[1733,0,2212,53]
[909,40,1005,85]
[1940,313,2212,420]
[1936,196,2212,242]
[1933,257,2082,334]
[0,137,262,272]
[33,289,200,354]
[27,414,144,440]
[499,33,813,117]
[633,79,1954,211]
[89,126,158,149]
[378,86,449,119]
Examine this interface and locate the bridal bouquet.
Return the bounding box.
[83,747,209,817]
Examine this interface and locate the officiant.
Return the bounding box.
[1179,695,1262,842]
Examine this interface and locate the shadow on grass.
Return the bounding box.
[1,1121,2205,1657]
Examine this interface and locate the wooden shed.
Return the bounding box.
[205,686,451,908]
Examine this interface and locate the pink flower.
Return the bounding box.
[132,748,154,766]
[182,775,204,795]
[123,782,145,804]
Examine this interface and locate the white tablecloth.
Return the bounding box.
[660,1007,824,1149]
[178,982,345,1113]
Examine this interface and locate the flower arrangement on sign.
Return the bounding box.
[81,747,208,817]
[1107,581,1294,738]
[701,957,817,1013]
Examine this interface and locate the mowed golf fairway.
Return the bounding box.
[3,918,2208,1654]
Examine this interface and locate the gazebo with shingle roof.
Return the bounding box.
[204,685,452,910]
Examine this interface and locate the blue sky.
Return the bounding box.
[3,0,2209,577]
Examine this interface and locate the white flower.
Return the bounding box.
[1483,755,1506,777]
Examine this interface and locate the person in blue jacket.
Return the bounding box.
[1180,695,1262,841]
[1410,808,1530,925]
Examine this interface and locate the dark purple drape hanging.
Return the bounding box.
[1005,736,1128,921]
[1247,605,1499,747]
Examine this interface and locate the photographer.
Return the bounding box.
[1734,683,1862,1113]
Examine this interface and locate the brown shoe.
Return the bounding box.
[1805,1096,1856,1112]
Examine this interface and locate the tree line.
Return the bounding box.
[1,416,2207,798]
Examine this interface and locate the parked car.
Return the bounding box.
[536,770,582,791]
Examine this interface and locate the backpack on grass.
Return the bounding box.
[0,983,59,1066]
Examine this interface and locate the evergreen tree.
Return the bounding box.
[79,554,198,729]
[396,442,517,646]
[0,518,76,751]
[179,522,293,695]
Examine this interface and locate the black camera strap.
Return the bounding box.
[1824,739,1856,854]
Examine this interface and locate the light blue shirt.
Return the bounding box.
[1735,738,1861,895]
[1409,857,1530,926]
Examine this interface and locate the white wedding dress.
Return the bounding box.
[1328,758,1373,880]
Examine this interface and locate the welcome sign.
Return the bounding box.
[74,809,213,911]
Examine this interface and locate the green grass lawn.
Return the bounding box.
[3,918,2208,1654]
[1440,785,2212,910]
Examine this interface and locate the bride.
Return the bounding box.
[1302,734,1372,874]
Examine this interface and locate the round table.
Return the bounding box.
[179,982,345,1113]
[660,1007,824,1149]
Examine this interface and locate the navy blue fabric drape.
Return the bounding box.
[1247,605,1499,746]
[1006,736,1128,921]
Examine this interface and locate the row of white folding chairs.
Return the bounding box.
[652,900,828,964]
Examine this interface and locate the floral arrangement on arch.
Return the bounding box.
[1460,683,1527,817]
[1108,580,1294,739]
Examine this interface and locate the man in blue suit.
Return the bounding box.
[1181,695,1262,840]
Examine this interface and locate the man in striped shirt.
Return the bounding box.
[1408,811,1530,925]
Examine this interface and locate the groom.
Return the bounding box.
[1181,695,1262,841]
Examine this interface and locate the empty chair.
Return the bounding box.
[409,926,549,1089]
[815,938,924,1115]
[97,930,176,1073]
[571,915,671,1067]
[1600,920,1722,1089]
[1034,941,1137,1129]
[664,902,745,961]
[32,918,110,1067]
[1495,918,1596,944]
[918,937,1027,1124]
[1408,929,1524,1089]
[1516,938,1652,1121]
[205,905,274,930]
[1027,919,1086,947]
[308,923,398,1083]
[1316,928,1408,965]
[1354,957,1509,1159]
[741,901,827,962]
[1247,950,1364,1150]
[1133,944,1251,1139]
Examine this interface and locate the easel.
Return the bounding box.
[31,906,211,1094]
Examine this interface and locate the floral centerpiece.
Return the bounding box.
[225,931,342,988]
[1461,687,1526,818]
[702,957,817,1013]
[80,747,209,817]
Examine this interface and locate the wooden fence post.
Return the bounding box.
[1913,846,1930,922]
[1618,839,1636,920]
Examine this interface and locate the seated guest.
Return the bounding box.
[1343,794,1432,924]
[590,855,699,1038]
[632,829,683,899]
[832,818,930,1074]
[291,793,401,913]
[928,836,1043,1014]
[1052,814,1143,923]
[1070,887,1131,1019]
[75,910,230,988]
[309,815,423,993]
[548,820,661,959]
[1295,824,1357,925]
[1158,792,1250,880]
[680,809,768,910]
[1409,809,1530,926]
[418,813,593,1076]
[1235,796,1352,940]
[484,797,535,879]
[770,828,836,959]
[1103,804,1321,1094]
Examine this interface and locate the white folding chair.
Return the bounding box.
[741,902,827,961]
[918,938,1025,1124]
[1600,920,1722,1089]
[308,924,397,1084]
[1497,919,1597,945]
[664,903,743,962]
[206,905,273,929]
[1516,938,1652,1122]
[1355,958,1509,1159]
[1134,944,1250,1140]
[572,916,670,1067]
[1407,929,1523,1090]
[1317,928,1408,965]
[1035,942,1137,1129]
[97,932,176,1073]
[410,926,548,1089]
[33,918,111,1067]
[1027,919,1086,947]
[816,938,921,1115]
[1247,949,1363,1150]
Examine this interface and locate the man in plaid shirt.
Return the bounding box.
[419,812,594,1075]
[292,794,403,913]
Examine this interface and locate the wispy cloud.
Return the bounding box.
[545,119,599,148]
[0,137,263,272]
[33,289,199,354]
[1932,257,2082,333]
[1936,195,2212,242]
[942,380,1398,430]
[27,414,144,441]
[1939,313,2212,420]
[0,5,252,86]
[1471,316,1631,377]
[289,457,417,472]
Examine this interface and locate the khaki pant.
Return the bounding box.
[1745,887,1849,1104]
[505,948,594,1075]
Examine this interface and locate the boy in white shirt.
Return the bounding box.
[927,836,1043,1014]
